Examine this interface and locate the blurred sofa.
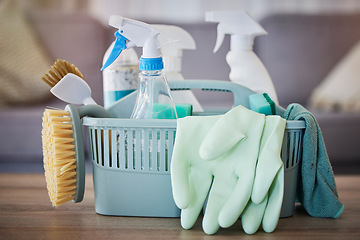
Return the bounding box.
[0,11,359,172]
[255,13,360,165]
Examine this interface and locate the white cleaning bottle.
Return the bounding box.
[206,11,279,104]
[101,16,177,119]
[152,24,203,112]
[102,43,138,108]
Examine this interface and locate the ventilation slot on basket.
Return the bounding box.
[281,129,304,169]
[89,128,113,168]
[89,127,176,173]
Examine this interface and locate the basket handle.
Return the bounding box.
[168,79,255,108]
[107,80,256,118]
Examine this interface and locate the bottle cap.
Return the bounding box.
[139,57,164,71]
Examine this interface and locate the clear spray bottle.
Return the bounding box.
[101,16,177,119]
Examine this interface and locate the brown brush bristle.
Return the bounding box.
[41,59,84,87]
[42,108,78,206]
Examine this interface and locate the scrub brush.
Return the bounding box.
[42,104,109,207]
[41,60,108,206]
[42,59,97,105]
[41,59,83,87]
[42,106,84,206]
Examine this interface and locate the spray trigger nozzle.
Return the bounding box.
[206,11,267,52]
[213,24,228,53]
[102,15,163,71]
[158,39,180,49]
[101,31,128,71]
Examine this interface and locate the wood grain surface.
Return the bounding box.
[0,174,359,240]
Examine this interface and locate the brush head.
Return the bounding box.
[42,107,85,206]
[41,59,84,88]
[50,73,97,105]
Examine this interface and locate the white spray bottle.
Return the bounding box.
[102,43,139,108]
[152,24,203,112]
[206,11,279,104]
[101,16,177,119]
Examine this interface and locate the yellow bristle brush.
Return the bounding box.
[42,59,83,87]
[41,60,108,207]
[42,107,82,206]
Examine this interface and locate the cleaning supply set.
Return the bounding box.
[41,16,304,227]
[39,11,343,236]
[81,79,305,223]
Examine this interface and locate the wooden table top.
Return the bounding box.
[0,174,359,240]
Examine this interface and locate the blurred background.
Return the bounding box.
[1,0,360,173]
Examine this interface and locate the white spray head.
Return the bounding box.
[152,24,196,72]
[205,11,267,52]
[102,16,162,71]
[109,15,160,58]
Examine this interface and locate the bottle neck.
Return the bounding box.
[140,70,162,76]
[163,56,181,73]
[231,35,254,51]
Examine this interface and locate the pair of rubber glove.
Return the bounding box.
[171,105,286,234]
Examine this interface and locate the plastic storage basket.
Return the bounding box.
[82,80,305,218]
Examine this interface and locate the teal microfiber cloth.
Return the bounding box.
[283,103,344,218]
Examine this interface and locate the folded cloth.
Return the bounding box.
[283,103,344,218]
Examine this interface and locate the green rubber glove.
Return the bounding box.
[241,115,286,234]
[171,105,266,235]
[171,115,220,230]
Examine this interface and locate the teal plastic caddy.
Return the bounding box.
[82,80,305,218]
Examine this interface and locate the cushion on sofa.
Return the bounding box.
[0,0,51,106]
[255,13,360,107]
